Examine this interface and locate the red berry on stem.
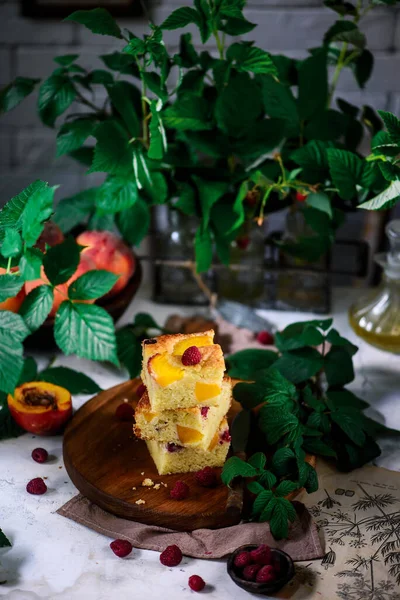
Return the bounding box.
[242,564,261,581]
[170,481,190,501]
[160,544,183,567]
[234,551,252,569]
[26,477,47,495]
[31,448,48,463]
[136,383,146,398]
[110,539,133,558]
[188,575,206,592]
[296,192,307,202]
[256,565,276,584]
[195,466,218,488]
[250,544,272,566]
[115,403,134,421]
[257,330,274,345]
[182,346,202,366]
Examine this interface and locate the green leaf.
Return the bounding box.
[0,180,47,232]
[259,76,299,135]
[148,104,167,161]
[116,327,142,378]
[379,162,400,182]
[0,77,39,113]
[161,7,202,30]
[88,69,114,85]
[354,49,373,88]
[123,37,146,57]
[302,438,337,458]
[21,184,56,247]
[227,43,277,75]
[163,95,212,131]
[54,54,79,66]
[56,119,95,157]
[142,72,168,104]
[215,72,263,138]
[275,480,298,497]
[378,110,400,145]
[54,301,118,365]
[0,528,12,548]
[358,180,400,211]
[18,356,38,385]
[324,20,365,48]
[220,15,256,35]
[69,146,95,166]
[193,177,228,230]
[54,188,97,233]
[274,348,324,384]
[65,8,122,38]
[252,490,273,517]
[258,470,277,490]
[1,229,22,258]
[96,177,138,214]
[108,81,141,137]
[274,324,325,352]
[337,98,359,118]
[326,388,369,410]
[19,285,54,332]
[0,274,24,302]
[324,0,357,16]
[269,497,296,539]
[304,463,319,493]
[221,455,258,486]
[227,349,278,380]
[327,148,365,200]
[272,447,296,477]
[88,120,132,176]
[0,311,30,343]
[258,368,297,406]
[100,52,139,75]
[247,481,265,495]
[195,227,213,273]
[68,270,118,301]
[231,409,251,454]
[248,452,266,471]
[258,405,299,445]
[291,140,334,183]
[175,33,199,68]
[306,192,332,218]
[331,409,366,446]
[116,196,151,246]
[326,328,358,354]
[175,184,197,217]
[43,237,81,286]
[39,366,101,394]
[38,74,76,127]
[324,346,355,386]
[0,340,24,394]
[297,49,328,121]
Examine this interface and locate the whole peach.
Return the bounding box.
[76,231,135,298]
[0,267,26,312]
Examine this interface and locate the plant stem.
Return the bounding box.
[214,30,225,59]
[6,257,12,274]
[137,58,149,148]
[327,41,348,107]
[73,86,103,113]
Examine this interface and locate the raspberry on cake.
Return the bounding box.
[134,377,231,450]
[145,418,231,475]
[141,330,225,411]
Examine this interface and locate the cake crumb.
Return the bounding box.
[141,472,145,476]
[161,482,168,488]
[153,483,161,490]
[132,487,136,491]
[123,398,129,403]
[135,499,146,505]
[142,478,154,487]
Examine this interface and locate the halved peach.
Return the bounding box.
[177,425,203,445]
[148,354,184,387]
[195,382,221,402]
[173,335,213,356]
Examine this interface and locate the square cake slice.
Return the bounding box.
[141,330,225,411]
[134,377,231,450]
[145,418,231,475]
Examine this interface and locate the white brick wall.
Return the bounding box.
[0,0,399,200]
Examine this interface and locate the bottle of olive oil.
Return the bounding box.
[349,219,400,353]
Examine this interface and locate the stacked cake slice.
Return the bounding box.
[134,330,231,475]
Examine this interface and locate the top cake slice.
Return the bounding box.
[141,330,225,411]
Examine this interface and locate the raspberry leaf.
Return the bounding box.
[18,357,38,385]
[0,311,30,343]
[248,452,266,471]
[68,270,119,300]
[39,366,102,394]
[221,456,258,486]
[231,409,251,454]
[227,349,278,381]
[1,229,22,259]
[116,327,142,378]
[19,285,54,332]
[0,528,12,548]
[252,490,274,518]
[65,8,122,39]
[56,119,96,157]
[0,274,24,302]
[275,480,298,497]
[43,237,81,286]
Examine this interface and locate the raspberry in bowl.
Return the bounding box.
[227,544,294,595]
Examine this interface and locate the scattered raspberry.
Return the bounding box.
[250,544,272,566]
[234,551,252,569]
[160,544,182,567]
[220,429,231,444]
[166,443,183,453]
[188,575,205,592]
[256,564,276,584]
[182,346,202,366]
[242,564,261,581]
[26,477,47,495]
[115,403,135,421]
[110,539,133,558]
[31,448,48,463]
[296,192,307,202]
[170,480,190,501]
[200,406,209,418]
[136,383,146,398]
[195,467,218,488]
[236,236,250,250]
[256,330,274,345]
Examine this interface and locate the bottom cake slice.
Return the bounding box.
[146,418,231,475]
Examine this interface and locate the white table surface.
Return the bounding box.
[0,287,399,600]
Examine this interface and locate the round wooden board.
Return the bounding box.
[63,379,243,532]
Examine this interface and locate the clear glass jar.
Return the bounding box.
[349,219,400,353]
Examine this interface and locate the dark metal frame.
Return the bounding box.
[21,0,144,19]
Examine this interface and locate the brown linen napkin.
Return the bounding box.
[57,498,324,561]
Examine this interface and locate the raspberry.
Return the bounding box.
[200,406,209,418]
[242,564,261,581]
[170,481,189,501]
[234,551,251,569]
[195,467,218,488]
[256,330,274,345]
[181,346,202,366]
[296,192,307,202]
[220,429,231,444]
[26,478,47,495]
[31,448,48,463]
[188,575,205,592]
[110,539,133,558]
[236,236,250,250]
[250,544,272,566]
[115,403,134,421]
[166,443,183,453]
[256,565,276,584]
[136,383,146,398]
[160,544,182,567]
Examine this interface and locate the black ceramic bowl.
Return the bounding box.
[227,545,295,595]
